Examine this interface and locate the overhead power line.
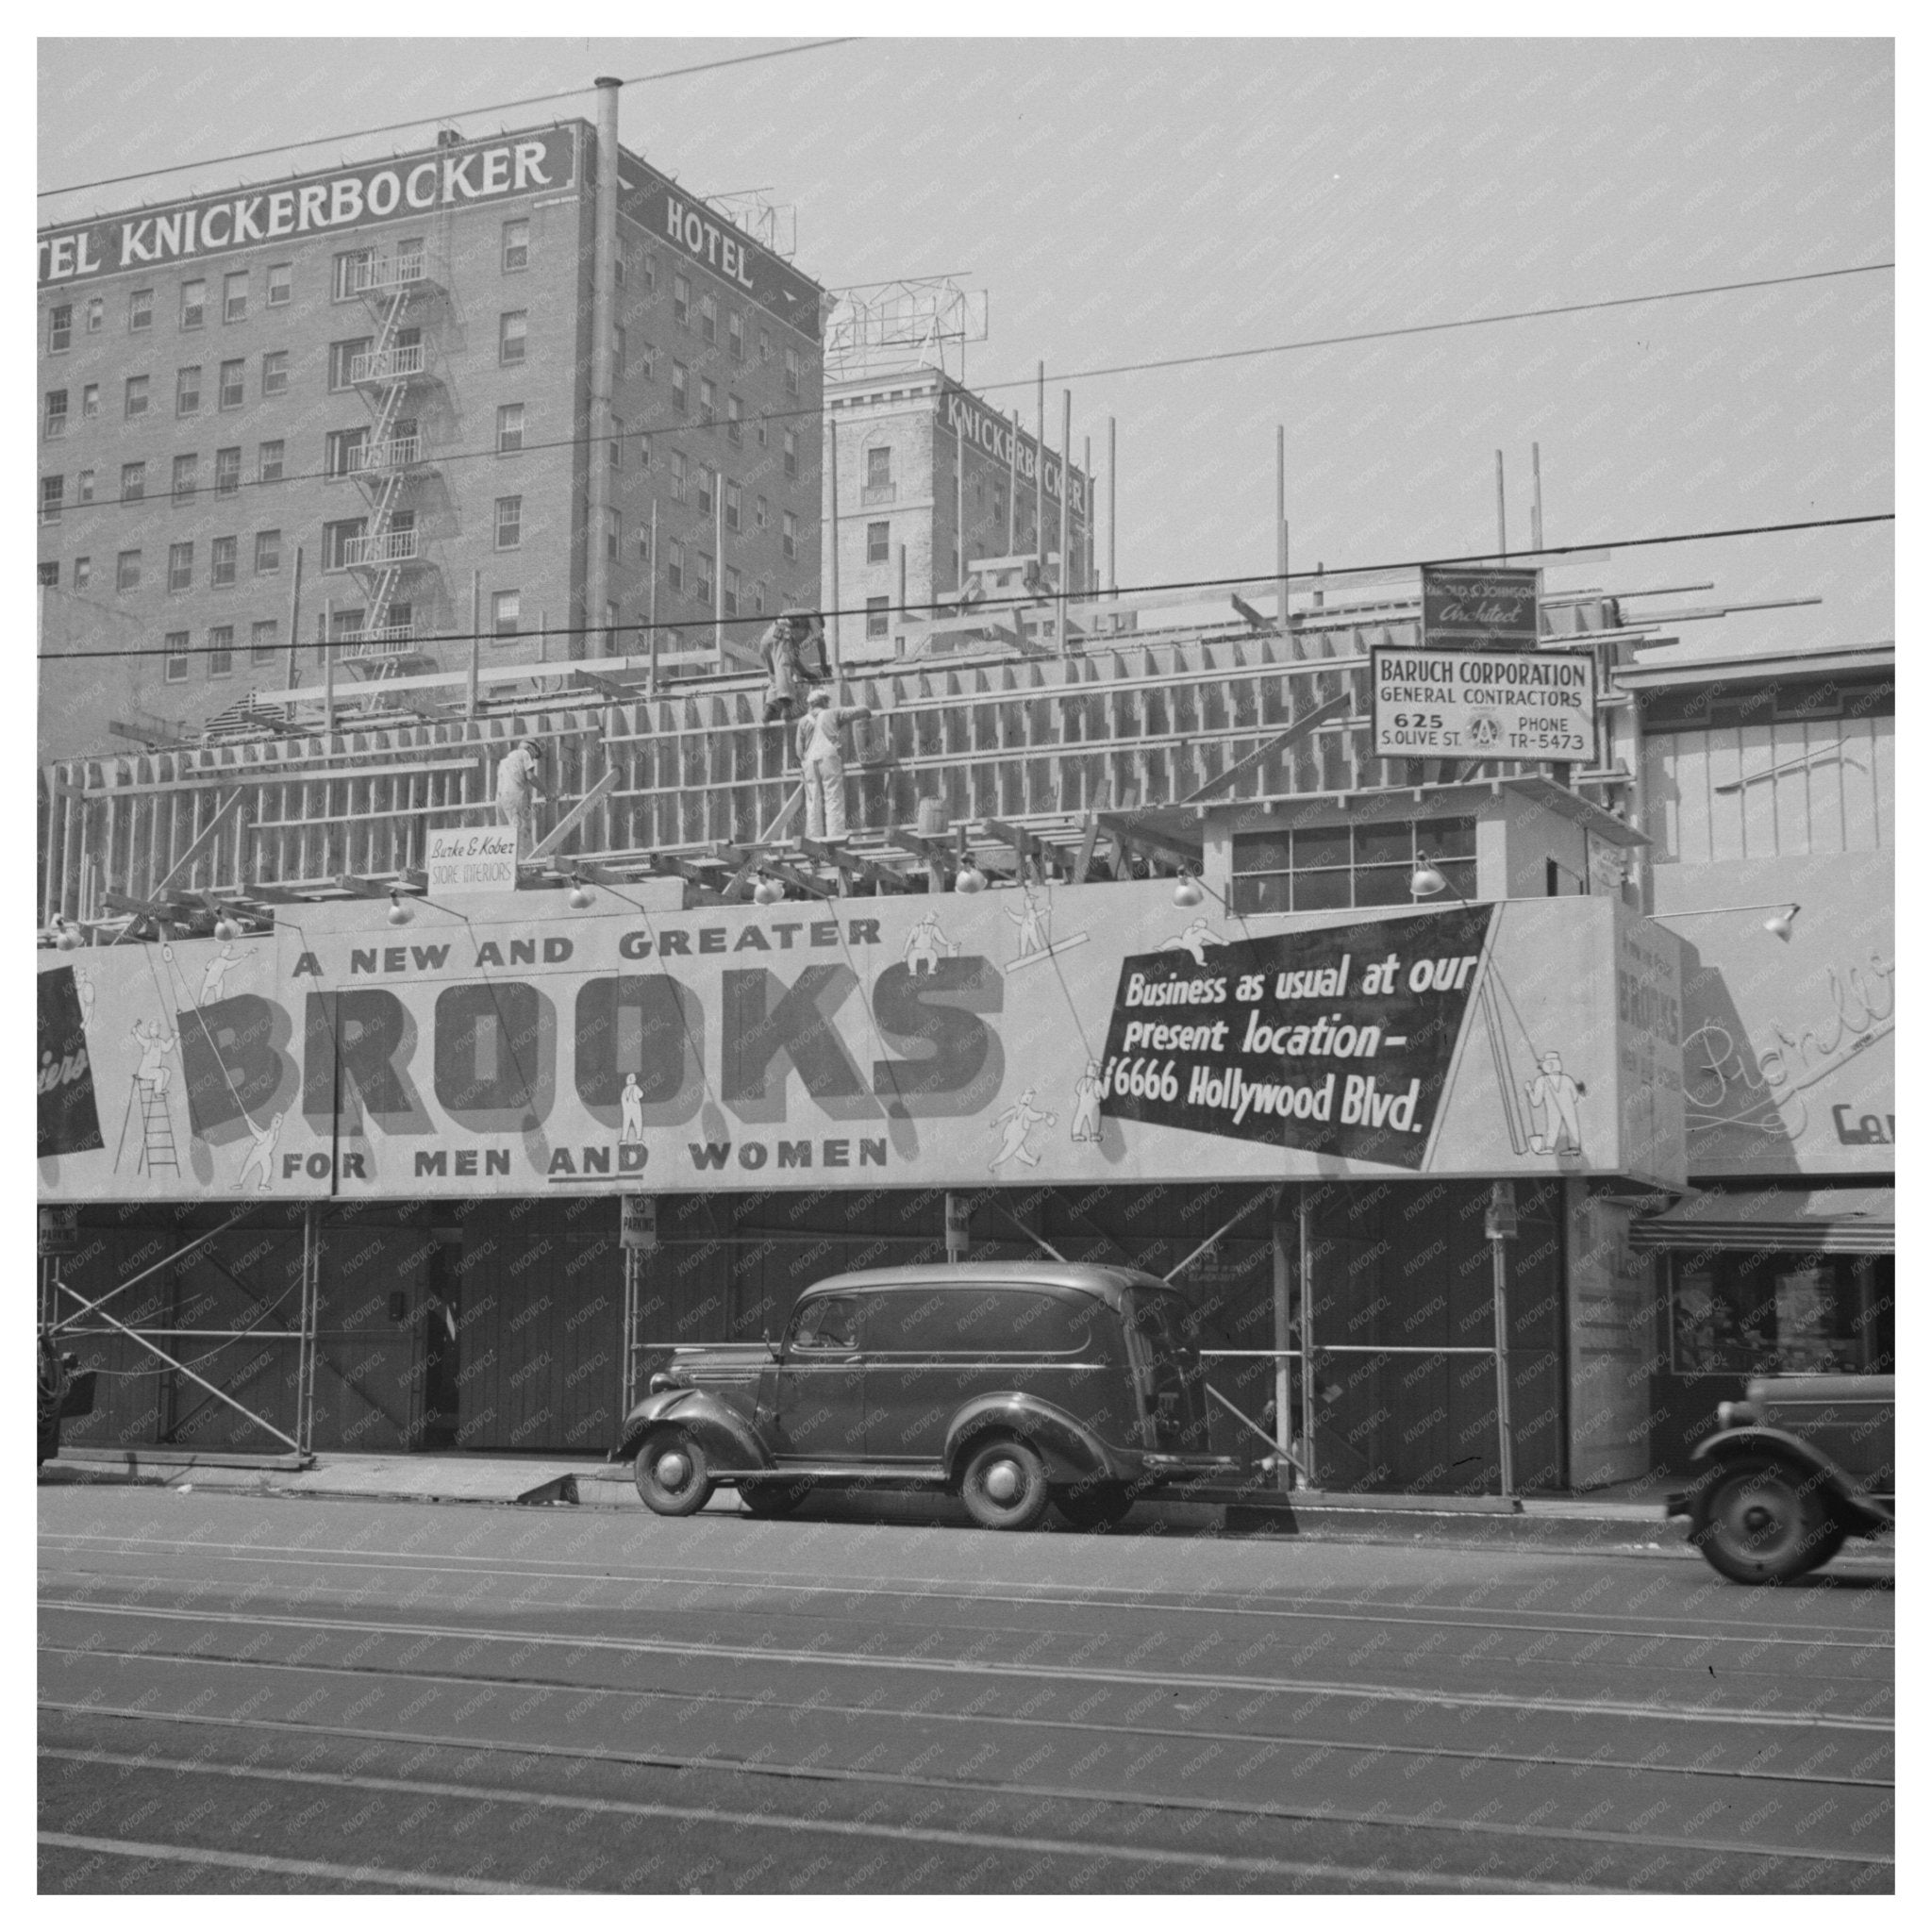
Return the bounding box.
[37,262,1895,527]
[38,40,858,204]
[38,511,1894,660]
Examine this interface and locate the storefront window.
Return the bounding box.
[1668,1252,1892,1376]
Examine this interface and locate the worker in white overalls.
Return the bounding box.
[496,737,546,862]
[794,689,873,842]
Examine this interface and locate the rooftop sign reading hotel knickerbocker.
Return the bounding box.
[37,125,579,286]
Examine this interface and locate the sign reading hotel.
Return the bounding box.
[1370,643,1596,762]
[38,126,579,287]
[1421,564,1541,650]
[38,885,1683,1203]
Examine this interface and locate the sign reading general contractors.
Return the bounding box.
[426,827,520,896]
[1421,564,1541,650]
[1370,643,1597,762]
[39,126,578,287]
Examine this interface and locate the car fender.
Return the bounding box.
[619,1389,772,1473]
[943,1394,1124,1487]
[1690,1425,1892,1533]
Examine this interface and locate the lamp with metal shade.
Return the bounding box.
[1408,858,1449,899]
[954,863,987,895]
[387,889,412,927]
[567,874,595,911]
[752,877,785,907]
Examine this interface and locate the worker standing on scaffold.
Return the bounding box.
[495,737,546,861]
[795,689,873,841]
[758,609,832,723]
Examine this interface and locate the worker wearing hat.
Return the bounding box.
[795,688,873,841]
[758,609,832,723]
[495,736,546,861]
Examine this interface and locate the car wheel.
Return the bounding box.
[739,1477,810,1518]
[1055,1479,1137,1531]
[633,1428,716,1517]
[1690,1456,1833,1584]
[959,1437,1051,1532]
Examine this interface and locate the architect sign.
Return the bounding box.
[1421,565,1541,650]
[1370,643,1597,762]
[425,827,520,895]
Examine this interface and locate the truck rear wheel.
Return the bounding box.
[959,1437,1050,1532]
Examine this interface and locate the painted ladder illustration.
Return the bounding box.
[116,1077,180,1177]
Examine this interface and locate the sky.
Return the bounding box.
[37,33,1894,655]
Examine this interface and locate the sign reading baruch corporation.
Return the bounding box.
[38,126,578,286]
[36,885,1684,1203]
[1370,643,1596,761]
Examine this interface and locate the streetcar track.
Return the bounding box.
[37,1747,1584,1893]
[36,1832,539,1893]
[38,1701,1891,1872]
[37,1598,1894,1731]
[36,1535,1895,1648]
[40,1640,1894,1789]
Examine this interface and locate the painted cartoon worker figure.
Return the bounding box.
[495,737,546,862]
[1070,1061,1105,1143]
[1525,1050,1586,1155]
[989,1088,1058,1172]
[795,689,874,841]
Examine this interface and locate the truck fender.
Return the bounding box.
[619,1389,772,1474]
[1690,1425,1893,1534]
[943,1394,1123,1487]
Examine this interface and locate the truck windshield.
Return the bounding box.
[1124,1288,1202,1450]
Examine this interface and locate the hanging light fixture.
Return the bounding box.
[1761,904,1801,942]
[1173,873,1205,909]
[567,874,594,911]
[1409,858,1448,898]
[954,863,987,895]
[213,913,242,942]
[55,919,83,951]
[387,889,412,927]
[752,876,785,907]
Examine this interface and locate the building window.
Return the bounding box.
[208,625,234,675]
[753,579,765,615]
[759,329,773,363]
[673,273,690,329]
[606,508,620,562]
[1668,1251,1893,1376]
[1230,816,1478,916]
[40,476,63,525]
[118,551,142,591]
[42,390,68,440]
[699,377,716,426]
[781,510,798,562]
[726,394,742,445]
[86,296,103,334]
[613,325,625,379]
[323,519,365,571]
[727,310,744,361]
[866,595,890,640]
[225,271,248,323]
[495,495,522,549]
[641,249,656,292]
[82,383,99,420]
[635,524,651,564]
[261,350,289,396]
[783,428,798,479]
[175,365,201,415]
[867,445,892,491]
[74,557,91,591]
[163,631,189,681]
[755,494,768,531]
[258,440,284,484]
[724,565,740,618]
[168,541,194,592]
[326,339,371,391]
[251,618,279,662]
[47,305,72,353]
[725,479,741,531]
[180,279,206,330]
[121,461,145,502]
[666,540,684,593]
[267,263,291,307]
[125,375,149,420]
[219,358,245,408]
[502,219,529,272]
[784,346,801,397]
[210,537,238,588]
[496,404,525,454]
[255,529,281,575]
[499,310,526,366]
[699,292,717,343]
[77,469,94,504]
[172,455,197,503]
[671,361,688,413]
[325,427,368,479]
[696,469,713,516]
[331,249,373,301]
[669,450,689,503]
[867,520,891,564]
[215,447,242,497]
[129,288,153,332]
[695,550,714,603]
[492,590,521,637]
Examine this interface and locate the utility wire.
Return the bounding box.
[38,511,1893,660]
[38,41,859,203]
[35,261,1895,526]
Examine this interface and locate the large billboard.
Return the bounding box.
[38,126,579,287]
[36,883,1685,1204]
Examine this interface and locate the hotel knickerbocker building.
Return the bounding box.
[36,93,1892,1492]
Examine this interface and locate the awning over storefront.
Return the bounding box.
[1630,1187,1894,1256]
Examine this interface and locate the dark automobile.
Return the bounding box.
[617,1263,1243,1530]
[1668,1374,1894,1583]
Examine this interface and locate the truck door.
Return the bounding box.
[771,1294,864,1460]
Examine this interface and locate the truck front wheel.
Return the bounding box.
[1690,1455,1838,1584]
[634,1427,716,1517]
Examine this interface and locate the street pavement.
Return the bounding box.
[39,1487,1893,1894]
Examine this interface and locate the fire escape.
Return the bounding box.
[342,248,442,678]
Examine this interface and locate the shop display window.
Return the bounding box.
[1668,1251,1892,1376]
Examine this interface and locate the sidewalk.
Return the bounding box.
[42,1444,1871,1563]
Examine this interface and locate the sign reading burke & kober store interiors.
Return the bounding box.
[35,882,1684,1202]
